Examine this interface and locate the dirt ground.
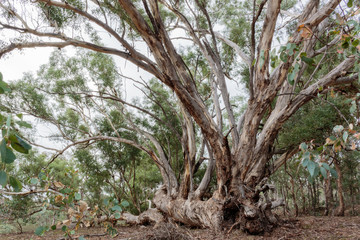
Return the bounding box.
[1,216,359,240]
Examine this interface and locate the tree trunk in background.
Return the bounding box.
[290,178,299,217]
[324,171,333,216]
[299,179,306,214]
[334,160,345,216]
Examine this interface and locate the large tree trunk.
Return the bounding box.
[153,184,282,234]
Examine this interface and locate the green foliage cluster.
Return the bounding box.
[277,97,350,150]
[0,72,32,192]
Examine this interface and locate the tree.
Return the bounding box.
[0,0,359,234]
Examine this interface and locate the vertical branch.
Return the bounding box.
[195,0,239,145]
[179,102,197,198]
[194,140,215,200]
[210,74,223,131]
[249,0,268,101]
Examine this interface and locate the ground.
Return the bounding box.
[1,216,359,240]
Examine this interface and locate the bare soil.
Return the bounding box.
[1,216,359,240]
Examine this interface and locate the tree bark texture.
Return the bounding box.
[334,160,345,216]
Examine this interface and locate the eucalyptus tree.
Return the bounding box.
[1,0,359,233]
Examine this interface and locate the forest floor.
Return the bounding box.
[0,215,360,240]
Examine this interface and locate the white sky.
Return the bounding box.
[0,48,52,82]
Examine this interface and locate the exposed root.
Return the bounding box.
[120,208,165,226]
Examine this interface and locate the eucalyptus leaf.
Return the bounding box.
[333,125,344,133]
[0,139,16,164]
[9,176,22,192]
[321,163,331,171]
[121,200,130,208]
[30,178,39,185]
[307,160,316,177]
[35,226,48,236]
[0,171,7,187]
[300,143,308,151]
[114,212,121,219]
[10,135,31,154]
[75,192,81,200]
[111,205,122,212]
[330,167,338,178]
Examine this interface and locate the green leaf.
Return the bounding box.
[342,41,349,49]
[9,135,31,154]
[114,212,121,219]
[0,72,2,82]
[301,55,315,65]
[79,236,86,240]
[9,176,22,192]
[30,178,39,185]
[307,160,316,177]
[280,51,288,62]
[111,205,122,212]
[347,0,353,7]
[333,125,344,133]
[70,230,75,235]
[0,171,8,187]
[320,167,327,179]
[10,135,32,154]
[307,175,314,184]
[51,225,57,230]
[271,60,276,68]
[329,136,337,141]
[287,72,295,85]
[75,192,81,200]
[0,139,17,164]
[314,164,320,178]
[0,81,11,94]
[302,157,309,168]
[35,226,48,236]
[121,200,130,208]
[343,131,349,142]
[103,198,110,206]
[321,162,331,171]
[16,121,32,129]
[352,39,359,47]
[61,226,68,232]
[300,143,308,151]
[286,43,296,54]
[38,171,47,180]
[330,167,338,178]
